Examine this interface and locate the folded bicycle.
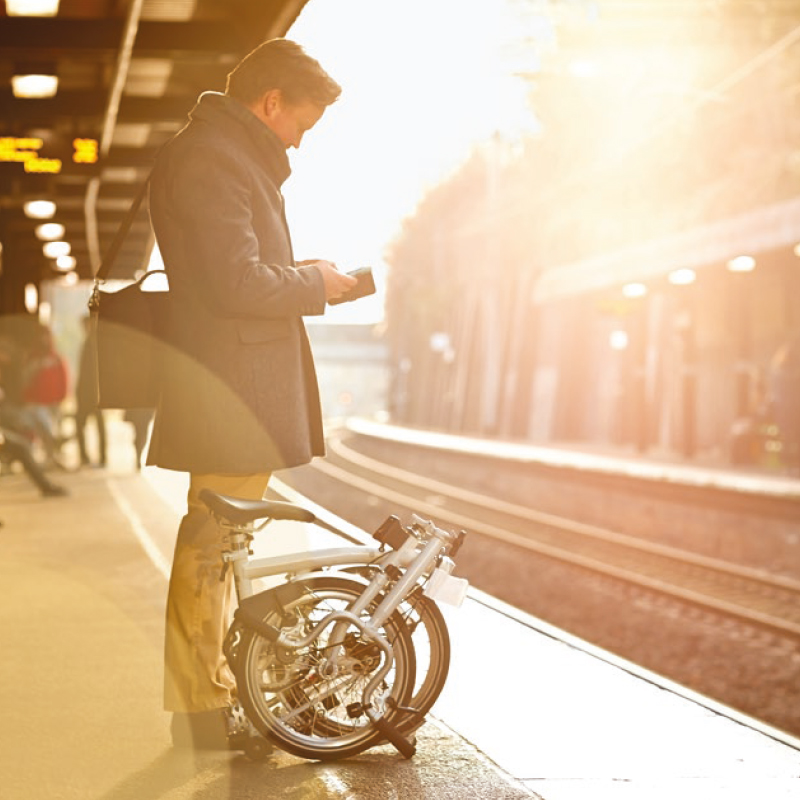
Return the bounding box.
[199,488,469,762]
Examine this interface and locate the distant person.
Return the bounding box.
[730,365,769,467]
[0,332,42,445]
[769,332,800,475]
[124,408,153,471]
[21,323,68,469]
[0,340,66,497]
[0,333,25,430]
[0,426,67,497]
[75,316,107,468]
[146,38,356,749]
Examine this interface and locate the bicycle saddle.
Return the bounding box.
[199,488,316,526]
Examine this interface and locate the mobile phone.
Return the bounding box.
[329,267,376,305]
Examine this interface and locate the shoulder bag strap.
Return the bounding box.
[88,175,150,312]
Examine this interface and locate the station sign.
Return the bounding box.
[0,136,99,174]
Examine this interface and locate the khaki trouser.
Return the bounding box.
[163,472,271,713]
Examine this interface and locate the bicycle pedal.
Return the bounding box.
[346,701,366,719]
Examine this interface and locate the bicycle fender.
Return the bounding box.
[290,569,372,589]
[234,582,307,641]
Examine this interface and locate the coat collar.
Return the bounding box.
[189,91,291,187]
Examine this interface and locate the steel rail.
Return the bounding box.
[309,435,800,640]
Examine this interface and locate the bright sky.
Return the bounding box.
[284,0,545,323]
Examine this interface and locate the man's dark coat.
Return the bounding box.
[146,92,327,474]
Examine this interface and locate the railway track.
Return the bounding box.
[294,431,800,641]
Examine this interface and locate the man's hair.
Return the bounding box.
[226,38,341,107]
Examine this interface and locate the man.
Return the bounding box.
[0,334,67,498]
[75,315,107,469]
[145,38,356,749]
[0,426,68,497]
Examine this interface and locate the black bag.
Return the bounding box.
[92,270,169,409]
[89,176,170,409]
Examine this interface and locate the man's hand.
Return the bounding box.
[304,260,358,302]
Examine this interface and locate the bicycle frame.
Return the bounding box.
[227,516,463,627]
[235,543,383,599]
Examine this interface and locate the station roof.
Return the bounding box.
[0,0,309,292]
[533,195,800,303]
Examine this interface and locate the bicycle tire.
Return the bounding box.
[234,575,416,761]
[394,586,451,733]
[340,567,451,734]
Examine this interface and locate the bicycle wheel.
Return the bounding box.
[394,586,451,733]
[234,575,416,761]
[341,568,451,734]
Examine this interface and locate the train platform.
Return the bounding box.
[339,418,800,587]
[1,426,799,800]
[345,417,800,501]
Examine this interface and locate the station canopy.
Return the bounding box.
[0,0,310,290]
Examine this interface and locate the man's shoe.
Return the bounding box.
[171,709,229,750]
[41,483,68,498]
[170,706,273,757]
[227,703,274,759]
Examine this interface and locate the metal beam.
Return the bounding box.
[0,19,245,56]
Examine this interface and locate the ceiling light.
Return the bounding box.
[5,0,60,16]
[24,199,56,219]
[609,330,629,351]
[622,282,647,298]
[24,283,38,313]
[43,240,70,258]
[727,255,755,273]
[54,254,76,271]
[11,74,58,98]
[668,268,696,286]
[569,59,599,79]
[35,222,65,241]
